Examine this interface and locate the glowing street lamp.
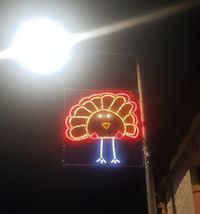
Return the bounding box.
[0,18,87,74]
[0,1,198,74]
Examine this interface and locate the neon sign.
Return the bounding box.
[65,91,142,164]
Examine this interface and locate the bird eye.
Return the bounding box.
[98,114,102,118]
[106,114,111,118]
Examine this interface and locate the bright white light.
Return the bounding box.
[111,138,120,164]
[96,139,106,164]
[98,114,102,118]
[9,18,82,74]
[106,114,111,118]
[0,1,197,74]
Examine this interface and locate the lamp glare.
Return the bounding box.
[10,18,78,74]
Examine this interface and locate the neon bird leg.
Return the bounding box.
[96,138,106,164]
[111,138,120,164]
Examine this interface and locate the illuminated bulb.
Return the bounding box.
[106,114,111,118]
[98,114,102,118]
[9,18,84,74]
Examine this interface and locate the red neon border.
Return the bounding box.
[64,90,143,143]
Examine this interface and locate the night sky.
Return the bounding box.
[0,1,200,213]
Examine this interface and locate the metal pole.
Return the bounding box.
[136,57,157,214]
[62,143,66,166]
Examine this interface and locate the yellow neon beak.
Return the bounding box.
[101,122,111,130]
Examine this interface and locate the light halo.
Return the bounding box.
[10,18,81,74]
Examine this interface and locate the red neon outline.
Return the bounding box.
[65,91,143,142]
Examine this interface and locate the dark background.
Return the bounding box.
[0,0,200,213]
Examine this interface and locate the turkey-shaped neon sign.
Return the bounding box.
[65,91,142,165]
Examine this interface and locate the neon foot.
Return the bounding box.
[111,158,120,164]
[96,157,107,164]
